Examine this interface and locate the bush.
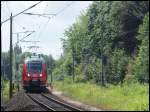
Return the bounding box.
[54,81,149,111]
[132,13,149,83]
[107,49,129,84]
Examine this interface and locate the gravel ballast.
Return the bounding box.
[4,91,46,111]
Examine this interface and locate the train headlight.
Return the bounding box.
[27,74,30,77]
[40,74,42,77]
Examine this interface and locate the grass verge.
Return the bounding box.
[1,80,19,102]
[53,81,149,111]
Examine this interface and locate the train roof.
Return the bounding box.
[24,55,45,63]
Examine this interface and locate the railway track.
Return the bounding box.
[26,93,82,111]
[41,93,82,111]
[27,94,55,111]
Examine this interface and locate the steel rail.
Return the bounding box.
[27,94,56,111]
[41,93,82,111]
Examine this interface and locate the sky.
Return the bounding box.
[1,1,92,60]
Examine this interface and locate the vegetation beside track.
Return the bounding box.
[52,1,149,111]
[1,80,19,101]
[53,80,149,111]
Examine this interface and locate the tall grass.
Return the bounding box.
[1,81,10,101]
[53,81,149,111]
[1,81,19,101]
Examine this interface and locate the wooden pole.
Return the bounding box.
[72,47,75,82]
[9,13,13,99]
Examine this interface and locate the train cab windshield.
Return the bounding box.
[27,61,42,73]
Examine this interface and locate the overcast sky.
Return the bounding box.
[1,1,92,59]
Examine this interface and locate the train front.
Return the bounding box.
[23,56,47,92]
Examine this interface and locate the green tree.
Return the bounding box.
[53,1,149,85]
[132,13,149,83]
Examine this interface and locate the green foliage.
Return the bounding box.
[132,13,149,83]
[111,1,149,54]
[14,44,22,54]
[54,81,149,111]
[1,80,19,101]
[1,81,10,101]
[52,53,72,81]
[107,49,129,84]
[53,1,149,85]
[74,64,85,83]
[1,52,10,80]
[42,54,56,75]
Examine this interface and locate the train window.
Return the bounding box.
[27,61,42,73]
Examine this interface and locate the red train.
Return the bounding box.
[22,54,47,92]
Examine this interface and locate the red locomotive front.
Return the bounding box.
[22,55,47,92]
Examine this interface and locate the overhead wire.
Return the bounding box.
[23,1,75,54]
[36,1,75,41]
[35,1,50,43]
[13,31,35,46]
[5,2,26,30]
[6,1,43,52]
[2,1,75,54]
[56,1,74,15]
[22,2,50,53]
[1,1,43,24]
[4,2,27,48]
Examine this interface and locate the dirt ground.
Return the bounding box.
[2,91,45,111]
[47,87,102,111]
[2,86,102,111]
